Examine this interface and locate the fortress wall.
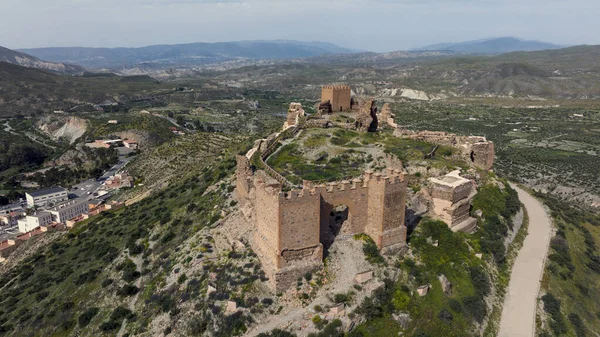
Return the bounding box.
[235,155,253,199]
[317,181,370,239]
[365,170,408,248]
[470,141,495,170]
[278,191,321,255]
[254,179,282,268]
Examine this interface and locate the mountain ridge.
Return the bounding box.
[18,40,358,69]
[0,46,85,74]
[412,36,563,54]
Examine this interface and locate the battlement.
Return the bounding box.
[321,84,351,91]
[259,168,407,202]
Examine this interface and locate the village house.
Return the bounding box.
[0,212,19,227]
[17,211,53,233]
[47,199,89,224]
[25,187,68,208]
[104,172,133,190]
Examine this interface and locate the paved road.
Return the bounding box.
[70,154,135,201]
[499,184,552,337]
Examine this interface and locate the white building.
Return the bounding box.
[123,140,138,149]
[48,199,89,224]
[26,187,68,208]
[17,212,53,233]
[0,203,24,216]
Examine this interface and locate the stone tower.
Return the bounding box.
[321,85,351,113]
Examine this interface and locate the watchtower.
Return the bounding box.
[321,85,351,113]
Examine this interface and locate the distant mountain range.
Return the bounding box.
[0,46,84,74]
[17,40,357,69]
[412,37,563,54]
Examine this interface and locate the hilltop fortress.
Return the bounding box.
[237,159,407,291]
[236,85,496,291]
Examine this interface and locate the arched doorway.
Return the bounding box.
[322,204,351,256]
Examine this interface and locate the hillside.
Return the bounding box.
[18,40,357,69]
[413,37,562,54]
[0,46,84,74]
[0,61,166,116]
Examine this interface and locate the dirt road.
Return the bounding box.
[498,184,552,337]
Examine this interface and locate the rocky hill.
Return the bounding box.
[0,61,165,117]
[0,46,84,74]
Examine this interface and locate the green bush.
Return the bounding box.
[542,293,567,335]
[391,288,411,310]
[568,313,586,337]
[78,307,99,327]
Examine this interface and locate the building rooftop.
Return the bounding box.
[429,170,471,188]
[26,187,67,198]
[28,211,52,219]
[0,203,23,212]
[49,199,85,211]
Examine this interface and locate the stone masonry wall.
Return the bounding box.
[321,85,351,112]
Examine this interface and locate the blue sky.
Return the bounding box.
[1,0,598,52]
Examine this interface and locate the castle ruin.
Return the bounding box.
[235,97,496,290]
[429,171,478,233]
[236,153,408,291]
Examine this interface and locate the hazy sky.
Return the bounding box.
[1,0,598,52]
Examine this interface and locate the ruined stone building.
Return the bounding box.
[236,155,408,291]
[320,85,352,113]
[379,103,397,128]
[354,99,378,132]
[429,171,478,233]
[394,129,495,170]
[283,102,305,130]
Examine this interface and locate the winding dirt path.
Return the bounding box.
[498,184,552,337]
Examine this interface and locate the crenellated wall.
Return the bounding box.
[238,158,408,290]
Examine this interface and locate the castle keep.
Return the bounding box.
[320,85,352,113]
[236,155,408,291]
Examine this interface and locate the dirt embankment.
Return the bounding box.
[37,115,88,144]
[113,130,152,150]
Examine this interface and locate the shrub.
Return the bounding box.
[542,293,567,335]
[463,296,486,323]
[178,274,188,284]
[100,320,121,332]
[256,329,297,337]
[469,266,491,297]
[438,309,453,322]
[392,289,411,310]
[78,307,99,327]
[117,284,140,297]
[333,293,348,304]
[448,299,462,313]
[568,313,586,337]
[102,278,114,288]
